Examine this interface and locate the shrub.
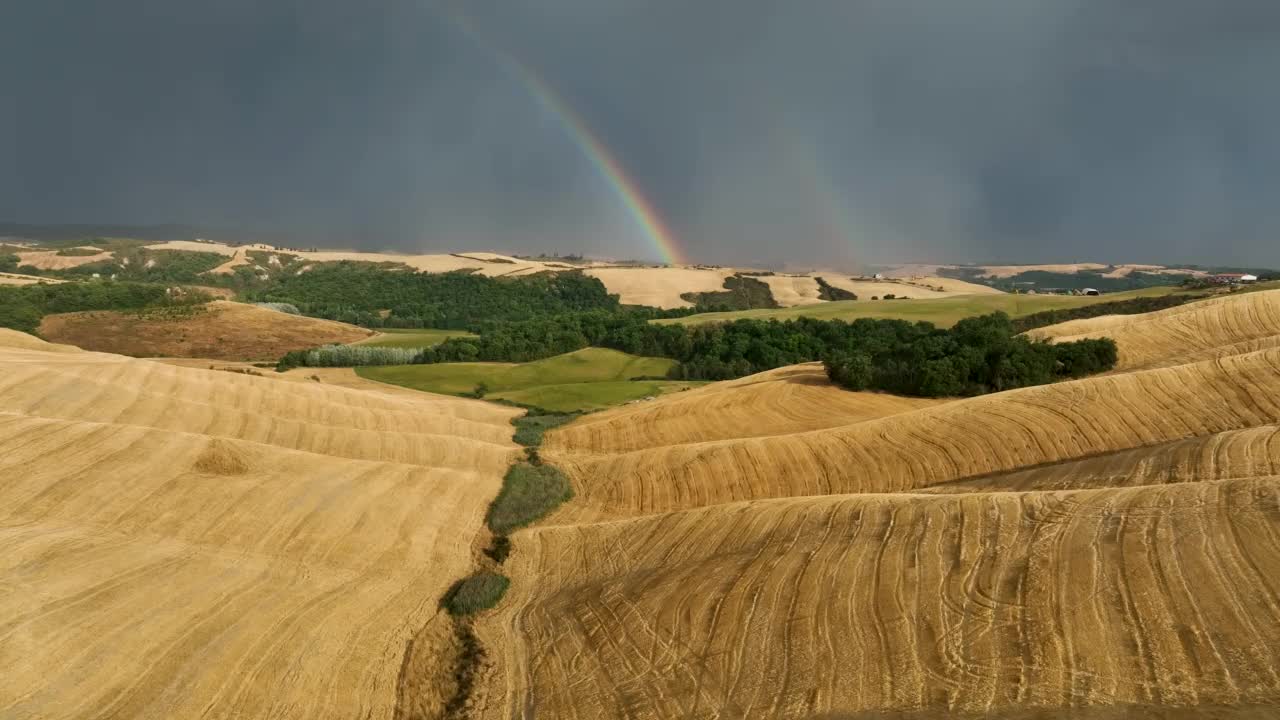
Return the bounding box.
[487,463,573,534]
[511,412,578,447]
[1054,338,1119,378]
[440,572,510,615]
[824,351,872,391]
[484,535,511,564]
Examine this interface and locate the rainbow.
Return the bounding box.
[443,9,687,265]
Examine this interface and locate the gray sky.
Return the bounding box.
[3,1,1279,267]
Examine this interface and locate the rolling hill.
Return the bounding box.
[468,288,1280,718]
[1030,288,1280,371]
[0,329,519,719]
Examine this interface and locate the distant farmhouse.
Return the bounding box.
[1211,273,1258,285]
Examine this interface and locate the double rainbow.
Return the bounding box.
[444,9,687,266]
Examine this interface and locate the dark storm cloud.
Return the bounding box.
[3,1,1279,266]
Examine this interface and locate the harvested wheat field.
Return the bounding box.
[12,248,114,270]
[478,477,1280,718]
[144,240,567,277]
[542,348,1280,519]
[1031,289,1280,371]
[551,363,938,452]
[585,266,734,308]
[464,292,1280,719]
[817,275,953,299]
[0,329,520,719]
[758,275,825,305]
[38,299,373,360]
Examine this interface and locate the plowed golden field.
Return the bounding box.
[1031,289,1280,371]
[0,330,519,719]
[9,287,1280,719]
[472,289,1280,718]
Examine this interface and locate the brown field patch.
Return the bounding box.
[37,300,373,360]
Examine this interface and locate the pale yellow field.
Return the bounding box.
[0,329,520,719]
[1031,289,1280,371]
[550,364,938,453]
[585,266,735,308]
[817,276,952,299]
[471,291,1280,718]
[758,274,825,305]
[13,249,113,270]
[207,247,251,274]
[906,275,1007,294]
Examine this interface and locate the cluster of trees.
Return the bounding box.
[300,308,1117,395]
[0,282,208,333]
[679,274,779,312]
[247,263,622,328]
[815,277,857,301]
[824,313,1117,397]
[277,344,422,370]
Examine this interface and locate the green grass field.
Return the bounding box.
[354,328,478,348]
[657,286,1183,328]
[357,347,697,412]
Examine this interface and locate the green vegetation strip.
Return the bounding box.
[0,282,210,333]
[512,412,579,447]
[355,347,682,412]
[487,463,573,535]
[440,572,510,616]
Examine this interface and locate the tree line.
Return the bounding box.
[247,263,636,328]
[823,313,1116,396]
[279,307,1118,398]
[0,282,209,333]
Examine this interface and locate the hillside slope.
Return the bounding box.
[474,291,1280,718]
[480,477,1280,718]
[0,332,519,719]
[1031,289,1280,371]
[546,348,1280,520]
